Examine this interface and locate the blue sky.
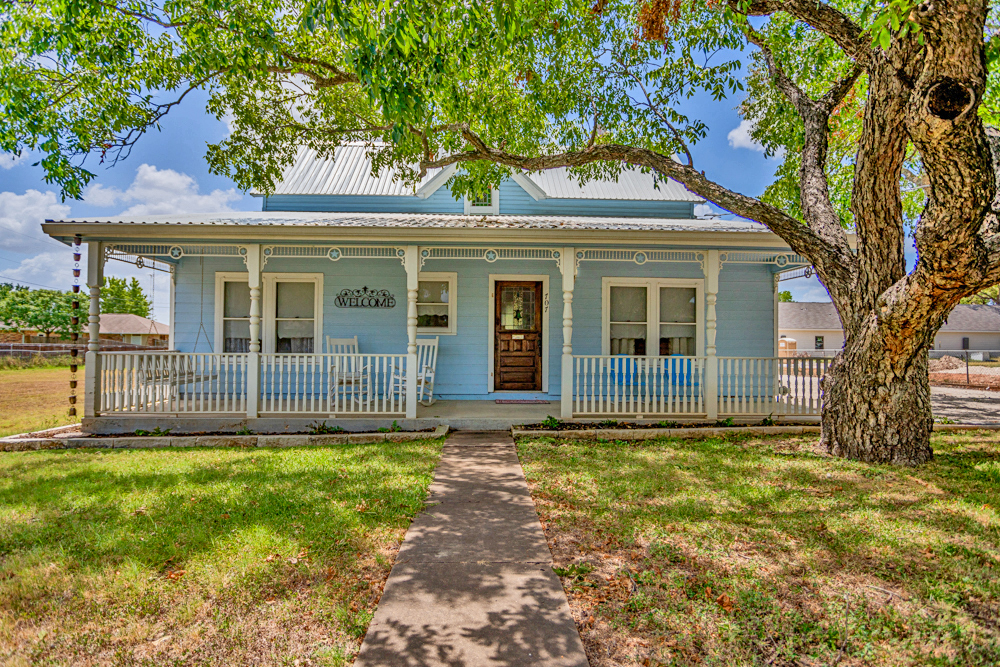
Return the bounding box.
[0,86,833,324]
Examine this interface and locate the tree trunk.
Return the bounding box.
[821,337,934,465]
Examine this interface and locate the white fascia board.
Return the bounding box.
[510,173,547,200]
[415,164,458,199]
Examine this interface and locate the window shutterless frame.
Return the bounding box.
[601,277,705,357]
[214,272,324,354]
[464,188,500,215]
[262,273,324,354]
[416,271,458,335]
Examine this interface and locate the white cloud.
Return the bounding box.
[0,190,71,253]
[727,119,765,152]
[694,203,714,218]
[83,164,241,215]
[0,251,70,290]
[0,152,30,170]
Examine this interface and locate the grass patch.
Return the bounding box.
[0,440,442,665]
[518,432,1000,666]
[0,366,78,437]
[0,354,77,370]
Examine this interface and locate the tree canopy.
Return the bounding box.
[100,277,151,318]
[0,288,79,340]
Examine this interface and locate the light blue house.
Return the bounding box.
[44,145,827,433]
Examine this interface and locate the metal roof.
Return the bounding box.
[779,302,1000,333]
[47,211,763,233]
[268,145,702,202]
[527,167,701,201]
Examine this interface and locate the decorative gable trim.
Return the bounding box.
[415,164,458,199]
[511,173,547,201]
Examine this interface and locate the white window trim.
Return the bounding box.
[417,272,458,335]
[601,277,705,357]
[488,274,549,394]
[262,273,324,354]
[214,271,250,353]
[464,188,500,215]
[213,272,325,354]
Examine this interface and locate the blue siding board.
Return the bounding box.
[263,178,696,219]
[171,253,777,399]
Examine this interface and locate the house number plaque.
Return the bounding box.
[335,286,396,308]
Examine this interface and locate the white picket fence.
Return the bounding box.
[571,355,832,418]
[259,353,407,415]
[572,355,706,416]
[98,352,249,413]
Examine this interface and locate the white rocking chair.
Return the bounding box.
[395,337,439,407]
[326,336,370,408]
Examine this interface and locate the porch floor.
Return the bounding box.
[416,400,558,424]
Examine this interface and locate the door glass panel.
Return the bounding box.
[499,285,535,330]
[610,286,647,355]
[276,282,314,318]
[223,282,250,318]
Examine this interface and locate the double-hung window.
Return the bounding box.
[416,272,458,335]
[215,272,323,354]
[603,278,704,357]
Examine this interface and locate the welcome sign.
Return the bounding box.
[335,286,396,308]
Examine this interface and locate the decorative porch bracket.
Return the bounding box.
[84,242,104,418]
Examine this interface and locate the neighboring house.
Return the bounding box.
[95,313,169,346]
[0,314,168,345]
[43,144,828,432]
[779,301,1000,354]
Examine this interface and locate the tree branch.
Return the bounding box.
[731,0,867,61]
[419,125,856,289]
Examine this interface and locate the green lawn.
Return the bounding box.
[519,432,1000,667]
[0,441,442,666]
[0,366,78,437]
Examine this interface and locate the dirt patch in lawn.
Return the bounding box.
[519,431,1000,666]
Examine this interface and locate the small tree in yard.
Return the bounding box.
[3,0,1000,463]
[100,277,151,317]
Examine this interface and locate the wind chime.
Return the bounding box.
[68,235,81,417]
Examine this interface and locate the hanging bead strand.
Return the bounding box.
[69,235,81,418]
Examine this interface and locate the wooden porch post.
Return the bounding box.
[704,250,720,420]
[404,246,419,419]
[246,244,262,418]
[560,247,575,419]
[83,242,104,418]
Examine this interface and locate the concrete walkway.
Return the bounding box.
[355,431,589,667]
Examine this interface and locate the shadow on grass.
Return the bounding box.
[519,434,1000,665]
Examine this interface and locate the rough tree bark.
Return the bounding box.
[416,0,1000,464]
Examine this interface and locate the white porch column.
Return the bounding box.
[560,247,576,419]
[83,242,104,418]
[246,244,262,418]
[404,246,419,419]
[704,250,721,420]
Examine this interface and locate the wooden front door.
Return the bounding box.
[494,281,543,391]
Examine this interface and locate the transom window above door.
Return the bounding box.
[603,278,703,357]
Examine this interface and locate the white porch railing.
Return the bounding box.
[259,353,407,415]
[570,355,831,418]
[719,357,830,416]
[572,356,706,416]
[98,352,249,414]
